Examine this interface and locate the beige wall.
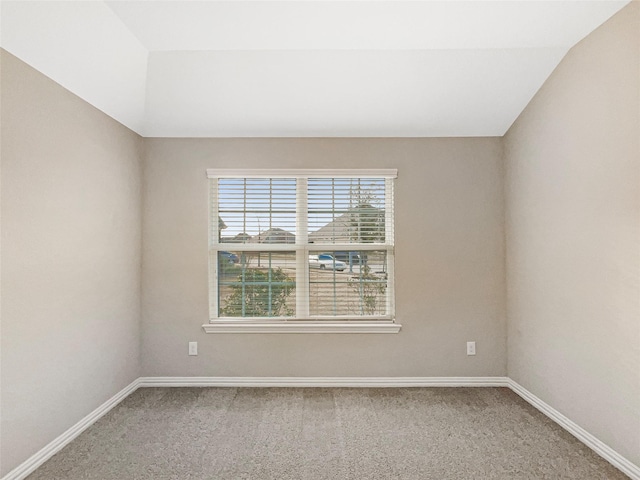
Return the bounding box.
[0,50,143,475]
[504,2,640,467]
[142,137,506,377]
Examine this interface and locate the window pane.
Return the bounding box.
[308,178,387,244]
[308,250,389,316]
[219,251,296,317]
[218,178,297,244]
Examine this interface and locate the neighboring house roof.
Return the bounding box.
[309,205,385,243]
[219,207,383,245]
[250,227,296,244]
[221,232,253,243]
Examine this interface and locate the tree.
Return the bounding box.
[348,183,385,243]
[218,216,227,242]
[345,182,387,313]
[220,267,295,317]
[348,265,387,315]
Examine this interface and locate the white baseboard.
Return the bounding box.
[137,376,510,388]
[4,376,638,480]
[507,379,640,480]
[1,378,141,480]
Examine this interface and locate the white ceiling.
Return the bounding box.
[0,1,630,137]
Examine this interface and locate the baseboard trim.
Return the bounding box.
[137,376,510,388]
[507,379,640,480]
[1,378,141,480]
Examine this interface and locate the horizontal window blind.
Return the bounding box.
[209,170,396,322]
[308,178,390,245]
[217,178,297,244]
[308,250,389,317]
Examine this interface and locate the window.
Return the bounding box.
[204,169,399,333]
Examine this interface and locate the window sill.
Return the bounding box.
[202,321,401,334]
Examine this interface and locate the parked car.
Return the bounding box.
[219,251,239,264]
[309,254,346,271]
[333,251,361,263]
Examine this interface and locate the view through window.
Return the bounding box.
[208,170,396,322]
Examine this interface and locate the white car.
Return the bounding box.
[309,254,347,272]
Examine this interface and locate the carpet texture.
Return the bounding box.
[27,387,629,479]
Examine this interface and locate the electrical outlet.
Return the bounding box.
[466,341,476,356]
[188,342,198,356]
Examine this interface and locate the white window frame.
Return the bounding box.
[203,169,400,334]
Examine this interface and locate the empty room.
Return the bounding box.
[1,1,639,479]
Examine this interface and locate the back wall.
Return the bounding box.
[142,137,506,377]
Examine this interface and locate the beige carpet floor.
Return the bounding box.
[27,387,629,479]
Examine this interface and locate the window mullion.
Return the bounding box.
[243,179,247,240]
[210,179,219,318]
[386,247,395,321]
[269,179,273,232]
[384,178,395,322]
[296,178,309,318]
[211,179,219,247]
[385,178,394,246]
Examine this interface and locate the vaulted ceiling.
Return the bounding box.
[0,1,630,137]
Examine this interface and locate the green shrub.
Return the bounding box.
[221,267,295,317]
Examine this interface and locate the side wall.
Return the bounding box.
[142,137,506,377]
[0,50,143,475]
[504,2,640,467]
